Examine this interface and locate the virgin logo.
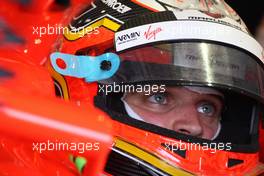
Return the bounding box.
[144,25,162,40]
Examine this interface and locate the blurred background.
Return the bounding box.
[226,1,263,34]
[226,1,264,46]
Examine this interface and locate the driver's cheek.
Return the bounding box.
[151,108,217,140]
[199,117,219,139]
[129,105,168,127]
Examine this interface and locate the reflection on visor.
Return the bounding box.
[101,42,264,100]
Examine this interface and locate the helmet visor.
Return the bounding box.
[101,42,264,101]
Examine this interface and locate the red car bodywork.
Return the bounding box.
[0,0,113,175]
[0,0,264,175]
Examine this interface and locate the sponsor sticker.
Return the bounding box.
[144,25,162,40]
[101,0,132,14]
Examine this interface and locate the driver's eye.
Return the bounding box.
[147,93,167,105]
[197,103,216,116]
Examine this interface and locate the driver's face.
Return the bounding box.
[123,87,223,140]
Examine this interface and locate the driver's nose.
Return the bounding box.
[170,105,203,137]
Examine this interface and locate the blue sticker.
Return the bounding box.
[50,52,120,82]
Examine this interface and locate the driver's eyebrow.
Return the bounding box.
[208,94,224,103]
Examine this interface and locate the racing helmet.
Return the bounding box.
[49,0,264,175]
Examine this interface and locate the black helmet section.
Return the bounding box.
[67,0,152,34]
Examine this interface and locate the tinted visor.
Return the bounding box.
[101,42,264,101]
